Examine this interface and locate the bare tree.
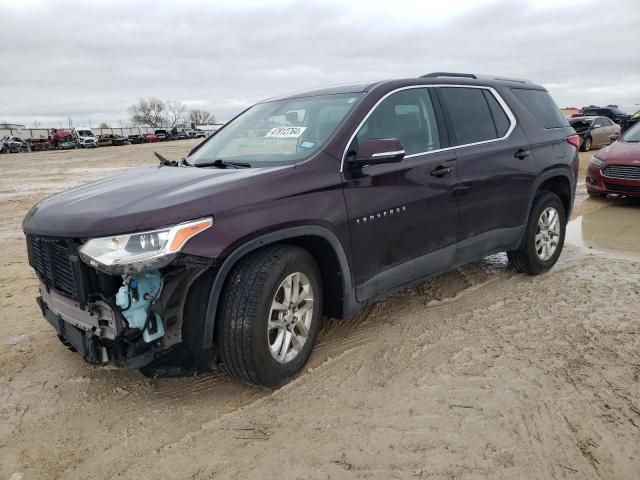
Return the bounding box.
[128,97,167,127]
[189,109,215,125]
[166,100,187,128]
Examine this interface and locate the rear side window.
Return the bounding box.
[439,87,500,144]
[511,88,568,129]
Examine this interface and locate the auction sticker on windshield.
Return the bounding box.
[265,127,306,138]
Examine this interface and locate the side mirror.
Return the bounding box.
[348,138,405,167]
[609,133,620,141]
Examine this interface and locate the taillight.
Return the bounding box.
[566,134,581,150]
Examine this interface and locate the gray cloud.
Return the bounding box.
[1,0,638,127]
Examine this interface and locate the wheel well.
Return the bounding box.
[281,236,345,318]
[538,176,571,216]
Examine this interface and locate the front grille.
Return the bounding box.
[27,236,80,298]
[604,183,640,194]
[602,165,640,180]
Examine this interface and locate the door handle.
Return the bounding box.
[514,149,530,159]
[430,165,453,177]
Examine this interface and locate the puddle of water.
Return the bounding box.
[566,203,640,259]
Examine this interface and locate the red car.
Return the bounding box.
[144,133,159,143]
[586,121,640,197]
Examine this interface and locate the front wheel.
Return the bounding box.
[508,192,566,275]
[217,245,322,388]
[580,136,592,151]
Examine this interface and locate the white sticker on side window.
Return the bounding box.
[265,127,306,138]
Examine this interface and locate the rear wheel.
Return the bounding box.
[580,136,592,151]
[508,192,566,275]
[217,245,322,387]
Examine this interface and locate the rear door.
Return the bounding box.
[341,87,458,300]
[437,86,538,263]
[600,117,617,141]
[592,118,607,145]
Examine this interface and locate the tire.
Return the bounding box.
[507,192,566,275]
[580,136,592,152]
[217,245,322,387]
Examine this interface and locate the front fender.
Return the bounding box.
[201,225,354,349]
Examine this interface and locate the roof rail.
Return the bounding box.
[491,76,528,84]
[421,72,477,79]
[421,72,534,85]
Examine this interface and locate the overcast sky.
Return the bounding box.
[1,0,639,128]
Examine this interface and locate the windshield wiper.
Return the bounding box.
[155,151,176,166]
[194,159,251,169]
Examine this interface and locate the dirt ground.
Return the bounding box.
[1,143,639,480]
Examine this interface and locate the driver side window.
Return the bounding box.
[353,88,440,156]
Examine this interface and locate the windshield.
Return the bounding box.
[621,122,640,142]
[77,130,94,137]
[189,93,362,167]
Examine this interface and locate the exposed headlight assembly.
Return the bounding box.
[590,155,605,166]
[79,218,213,274]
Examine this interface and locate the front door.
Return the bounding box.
[341,87,458,301]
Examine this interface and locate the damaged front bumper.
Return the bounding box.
[35,262,211,373]
[26,234,214,374]
[37,280,160,368]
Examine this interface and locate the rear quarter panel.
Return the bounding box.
[500,87,577,202]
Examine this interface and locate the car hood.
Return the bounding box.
[570,124,591,134]
[596,140,640,165]
[23,165,281,238]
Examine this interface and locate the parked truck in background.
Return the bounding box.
[74,128,98,148]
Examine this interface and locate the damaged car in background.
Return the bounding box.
[569,116,620,151]
[0,135,30,153]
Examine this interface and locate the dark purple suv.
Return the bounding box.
[23,72,579,387]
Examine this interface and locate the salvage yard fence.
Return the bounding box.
[0,126,185,139]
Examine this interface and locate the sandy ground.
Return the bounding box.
[1,143,639,479]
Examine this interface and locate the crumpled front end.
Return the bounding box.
[27,234,211,372]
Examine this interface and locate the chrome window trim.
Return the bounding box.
[340,84,517,172]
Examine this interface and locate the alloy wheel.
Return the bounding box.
[267,272,314,363]
[535,206,561,261]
